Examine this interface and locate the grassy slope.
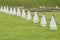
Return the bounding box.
[0,12,60,40]
[0,0,60,8]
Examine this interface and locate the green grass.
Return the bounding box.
[0,0,60,8]
[0,12,60,40]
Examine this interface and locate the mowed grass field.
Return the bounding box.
[0,0,60,8]
[0,12,60,40]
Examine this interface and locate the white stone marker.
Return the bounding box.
[9,7,13,15]
[17,8,21,16]
[33,12,39,23]
[13,7,16,15]
[21,8,26,18]
[50,15,57,30]
[3,6,6,13]
[26,10,31,20]
[41,13,47,27]
[0,6,3,12]
[6,6,9,14]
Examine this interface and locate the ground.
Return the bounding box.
[0,0,60,8]
[0,12,60,40]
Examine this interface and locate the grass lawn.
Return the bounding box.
[0,0,60,8]
[0,12,60,40]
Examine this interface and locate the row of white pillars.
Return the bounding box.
[0,6,57,30]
